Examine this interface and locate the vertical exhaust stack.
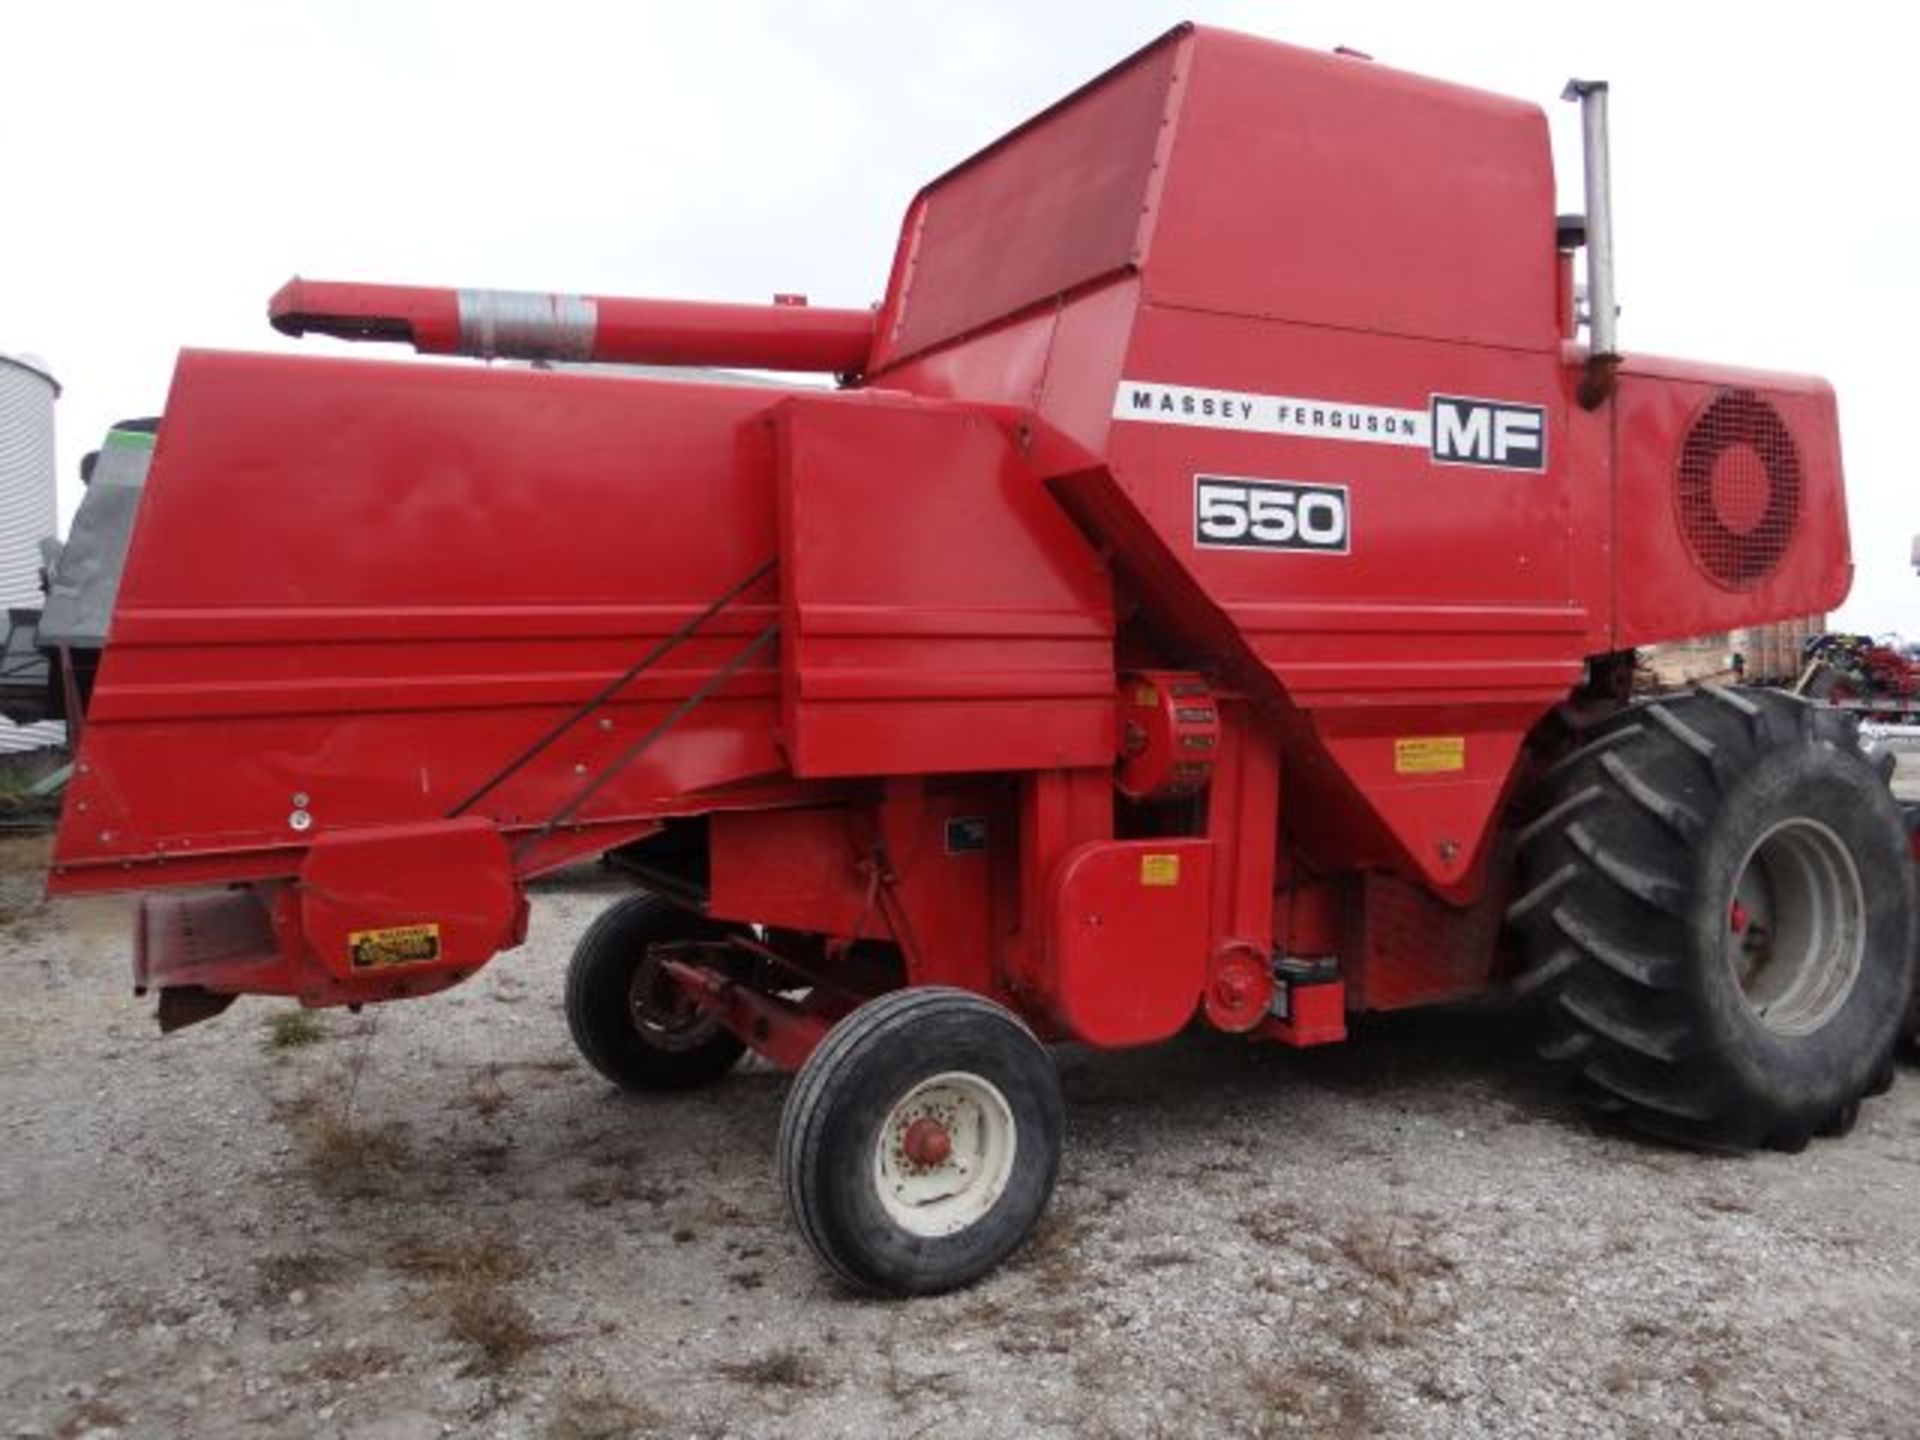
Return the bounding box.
[1562,78,1619,408]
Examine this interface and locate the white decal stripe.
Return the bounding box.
[1112,380,1429,448]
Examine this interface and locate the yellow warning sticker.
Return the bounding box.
[348,923,442,969]
[1394,736,1467,775]
[1139,853,1181,887]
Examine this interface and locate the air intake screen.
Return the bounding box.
[1675,388,1801,588]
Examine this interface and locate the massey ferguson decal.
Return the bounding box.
[1114,380,1547,472]
[1115,380,1428,448]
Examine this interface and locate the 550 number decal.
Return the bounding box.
[1193,476,1349,554]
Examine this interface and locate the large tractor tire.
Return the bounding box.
[1509,686,1916,1150]
[564,894,748,1091]
[778,987,1064,1296]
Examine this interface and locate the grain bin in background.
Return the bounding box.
[0,352,59,607]
[0,351,65,754]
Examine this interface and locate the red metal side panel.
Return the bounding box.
[1144,30,1557,350]
[773,394,1115,777]
[1094,305,1586,890]
[51,351,790,893]
[870,31,1182,369]
[708,786,1007,995]
[1610,360,1850,648]
[1046,838,1211,1046]
[298,818,525,991]
[1343,871,1507,1011]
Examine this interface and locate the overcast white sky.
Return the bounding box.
[5,1,1914,630]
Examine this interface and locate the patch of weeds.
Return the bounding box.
[995,1307,1083,1357]
[53,1399,128,1439]
[466,1139,514,1177]
[262,1009,329,1052]
[297,1110,413,1199]
[388,1231,543,1375]
[1327,1217,1460,1350]
[1135,1246,1198,1270]
[1684,1357,1727,1397]
[714,1346,827,1392]
[1335,1218,1455,1288]
[255,1250,346,1305]
[304,1343,401,1383]
[1014,1207,1097,1296]
[879,1341,965,1410]
[1336,1286,1459,1350]
[569,1173,671,1210]
[444,1277,545,1375]
[1237,1201,1306,1247]
[1249,1355,1374,1439]
[465,1063,509,1118]
[1415,1373,1464,1405]
[547,1376,666,1440]
[386,1231,529,1285]
[1692,1190,1754,1217]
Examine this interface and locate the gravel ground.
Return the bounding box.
[4,816,1920,1440]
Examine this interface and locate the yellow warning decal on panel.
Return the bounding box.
[1394,736,1466,775]
[1139,853,1181,887]
[349,923,442,969]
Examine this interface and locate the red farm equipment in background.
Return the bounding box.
[49,25,1917,1293]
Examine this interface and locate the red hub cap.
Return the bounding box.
[901,1116,953,1168]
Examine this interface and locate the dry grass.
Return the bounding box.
[714,1346,827,1391]
[443,1277,545,1374]
[466,1062,509,1118]
[994,1306,1084,1358]
[568,1172,673,1210]
[385,1230,544,1375]
[255,1250,346,1304]
[262,1008,329,1052]
[1014,1206,1099,1297]
[303,1343,401,1383]
[545,1376,667,1440]
[297,1111,412,1199]
[1238,1201,1308,1247]
[879,1341,965,1410]
[53,1399,129,1439]
[386,1231,530,1285]
[1308,1217,1462,1352]
[1334,1218,1456,1289]
[1135,1246,1198,1270]
[1249,1355,1375,1438]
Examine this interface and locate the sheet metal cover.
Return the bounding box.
[40,429,152,647]
[878,33,1179,365]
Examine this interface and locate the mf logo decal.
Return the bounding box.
[1194,476,1349,554]
[1428,395,1547,471]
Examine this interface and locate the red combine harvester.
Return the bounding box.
[49,26,1917,1293]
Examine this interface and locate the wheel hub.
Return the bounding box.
[901,1116,953,1168]
[1725,817,1866,1037]
[873,1071,1018,1239]
[626,944,723,1053]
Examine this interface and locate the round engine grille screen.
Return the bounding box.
[1675,388,1802,588]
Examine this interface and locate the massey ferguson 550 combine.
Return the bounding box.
[49,26,1918,1293]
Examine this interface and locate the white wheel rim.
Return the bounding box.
[1725,816,1866,1037]
[872,1071,1017,1239]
